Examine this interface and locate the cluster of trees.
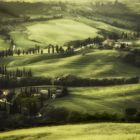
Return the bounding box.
[0,65,33,78]
[15,46,43,56]
[0,46,43,58]
[11,86,68,114]
[48,45,74,55]
[101,31,140,42]
[0,87,40,116]
[0,26,11,37]
[95,0,121,7]
[123,49,140,67]
[20,87,39,97]
[66,37,104,48]
[0,49,14,58]
[2,106,140,130]
[0,77,51,89]
[10,97,40,116]
[121,32,140,40]
[0,86,69,130]
[40,106,140,124]
[0,75,139,89]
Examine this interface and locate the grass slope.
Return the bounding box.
[27,19,99,45]
[10,16,134,49]
[1,123,140,140]
[49,84,140,115]
[10,19,99,48]
[2,50,140,78]
[0,37,10,50]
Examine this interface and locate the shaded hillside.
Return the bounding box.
[0,1,139,31]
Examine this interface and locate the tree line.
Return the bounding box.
[0,65,33,78]
[1,106,140,131]
[47,45,74,55]
[0,75,139,89]
[121,32,140,40]
[54,75,139,87]
[100,30,140,41]
[66,37,104,48]
[0,46,43,58]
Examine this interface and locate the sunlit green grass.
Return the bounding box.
[2,50,140,78]
[74,17,130,33]
[49,84,140,115]
[9,17,133,49]
[0,37,10,50]
[1,123,140,140]
[134,40,140,47]
[27,19,99,45]
[10,19,99,48]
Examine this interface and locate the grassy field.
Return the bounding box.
[0,37,10,50]
[48,83,140,115]
[1,123,140,140]
[2,49,140,78]
[9,16,133,49]
[26,19,99,46]
[74,17,130,34]
[0,1,140,139]
[9,19,99,48]
[134,40,140,47]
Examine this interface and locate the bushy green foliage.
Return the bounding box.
[123,49,140,67]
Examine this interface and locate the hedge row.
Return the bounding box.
[54,75,139,87]
[0,75,139,89]
[1,107,140,131]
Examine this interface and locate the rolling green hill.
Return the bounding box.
[8,16,132,49]
[2,50,140,78]
[0,0,140,138]
[48,83,140,115]
[1,123,140,140]
[10,19,99,48]
[0,0,139,50]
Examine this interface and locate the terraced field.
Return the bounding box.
[1,123,140,140]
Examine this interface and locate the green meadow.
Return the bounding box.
[48,84,140,115]
[9,17,131,49]
[10,19,99,48]
[1,123,140,140]
[0,37,9,50]
[1,50,140,78]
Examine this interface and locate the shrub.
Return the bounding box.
[125,108,138,116]
[41,106,69,123]
[123,49,140,67]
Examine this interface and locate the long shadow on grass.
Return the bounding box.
[71,88,140,101]
[0,132,51,140]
